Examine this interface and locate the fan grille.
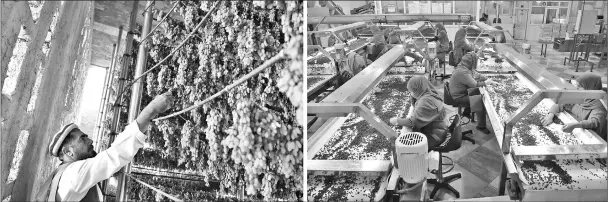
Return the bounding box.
[398,133,423,145]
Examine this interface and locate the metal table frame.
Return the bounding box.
[488,44,608,201]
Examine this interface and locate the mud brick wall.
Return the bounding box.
[1,1,93,201]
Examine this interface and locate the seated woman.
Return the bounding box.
[367,25,389,62]
[337,49,368,87]
[453,27,474,66]
[448,52,498,134]
[542,73,607,140]
[492,26,507,43]
[389,77,448,148]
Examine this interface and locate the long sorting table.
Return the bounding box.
[486,44,608,201]
[307,45,426,201]
[307,43,607,201]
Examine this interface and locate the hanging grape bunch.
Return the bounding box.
[125,0,303,200]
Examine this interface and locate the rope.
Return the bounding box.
[139,1,180,43]
[125,173,184,202]
[112,1,222,107]
[154,50,287,121]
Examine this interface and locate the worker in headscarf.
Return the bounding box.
[448,52,498,134]
[389,77,448,148]
[367,24,389,62]
[36,92,175,201]
[388,27,424,65]
[453,27,475,66]
[542,73,607,140]
[492,26,507,43]
[342,49,368,78]
[428,23,450,74]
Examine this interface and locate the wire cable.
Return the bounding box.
[112,1,222,107]
[139,1,180,43]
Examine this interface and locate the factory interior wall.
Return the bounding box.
[332,1,371,15]
[1,1,93,201]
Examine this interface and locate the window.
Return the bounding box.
[381,1,404,14]
[502,1,513,15]
[529,1,571,24]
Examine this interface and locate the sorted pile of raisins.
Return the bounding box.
[484,75,582,146]
[313,76,412,160]
[308,173,384,202]
[521,159,607,190]
[308,63,334,75]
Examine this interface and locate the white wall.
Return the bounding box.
[331,1,370,15]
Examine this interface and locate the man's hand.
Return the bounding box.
[484,78,498,85]
[136,92,176,132]
[147,92,176,113]
[390,117,399,125]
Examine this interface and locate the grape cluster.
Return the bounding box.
[118,1,304,200]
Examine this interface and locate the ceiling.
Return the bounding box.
[91,1,181,68]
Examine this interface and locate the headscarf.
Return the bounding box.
[434,23,449,53]
[457,52,478,71]
[407,76,445,126]
[369,25,386,44]
[493,26,506,43]
[454,28,468,49]
[576,73,604,110]
[435,23,446,32]
[388,28,402,44]
[407,76,442,101]
[345,51,366,76]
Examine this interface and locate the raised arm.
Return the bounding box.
[66,93,174,193]
[136,92,175,131]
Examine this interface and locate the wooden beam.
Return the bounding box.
[506,91,544,126]
[358,104,399,139]
[307,102,359,115]
[93,22,132,39]
[542,90,607,105]
[512,144,608,161]
[307,160,392,172]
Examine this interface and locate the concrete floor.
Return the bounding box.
[424,80,503,201]
[511,40,607,84]
[423,42,606,200]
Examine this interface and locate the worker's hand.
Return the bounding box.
[148,92,175,113]
[541,113,555,126]
[562,123,577,133]
[484,79,498,85]
[389,117,399,125]
[506,173,524,201]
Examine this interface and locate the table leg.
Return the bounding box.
[498,163,508,196]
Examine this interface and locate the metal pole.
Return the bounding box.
[96,26,123,151]
[104,1,138,200]
[116,1,153,201]
[94,44,116,148]
[98,26,123,146]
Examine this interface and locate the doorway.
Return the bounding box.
[514,8,529,40]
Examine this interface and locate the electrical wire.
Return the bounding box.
[139,1,180,43]
[112,1,222,107]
